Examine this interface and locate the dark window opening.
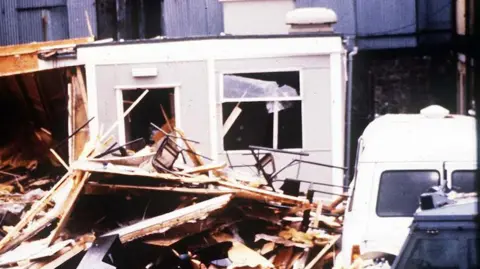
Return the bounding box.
[278,101,302,149]
[123,88,174,147]
[404,239,460,269]
[452,170,476,193]
[222,71,302,151]
[223,102,273,150]
[376,170,440,217]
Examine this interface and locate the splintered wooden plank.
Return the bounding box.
[0,37,93,77]
[303,234,340,269]
[72,68,90,161]
[0,172,72,254]
[47,171,91,246]
[174,128,204,167]
[255,234,311,249]
[218,180,310,208]
[212,232,274,269]
[273,247,294,269]
[71,160,219,184]
[84,182,237,196]
[0,37,94,57]
[103,194,233,243]
[181,162,227,174]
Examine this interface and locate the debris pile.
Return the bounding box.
[0,98,347,269]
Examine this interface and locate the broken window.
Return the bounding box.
[123,88,175,148]
[222,71,302,151]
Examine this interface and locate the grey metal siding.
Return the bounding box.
[356,0,417,36]
[296,0,356,36]
[357,37,417,50]
[0,0,19,45]
[17,9,45,43]
[426,0,451,30]
[17,0,66,9]
[162,0,223,37]
[17,6,69,43]
[67,0,97,38]
[0,0,96,46]
[205,0,224,35]
[45,6,69,41]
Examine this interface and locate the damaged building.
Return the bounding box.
[0,4,349,269]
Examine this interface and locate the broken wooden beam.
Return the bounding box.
[212,232,274,269]
[0,172,72,253]
[218,180,310,208]
[47,171,91,245]
[71,160,219,184]
[103,194,233,243]
[84,182,237,196]
[303,234,340,269]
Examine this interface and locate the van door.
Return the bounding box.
[445,162,477,193]
[362,162,443,256]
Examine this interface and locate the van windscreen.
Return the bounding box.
[376,170,440,217]
[452,170,476,193]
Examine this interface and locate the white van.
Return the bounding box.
[338,105,477,267]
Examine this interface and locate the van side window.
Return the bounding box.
[452,170,476,193]
[376,170,440,217]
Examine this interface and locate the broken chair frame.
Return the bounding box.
[230,145,348,194]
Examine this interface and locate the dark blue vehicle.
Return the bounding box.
[391,192,477,269]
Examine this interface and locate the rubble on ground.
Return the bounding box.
[0,100,347,269]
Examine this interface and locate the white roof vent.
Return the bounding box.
[420,105,450,118]
[286,8,337,33]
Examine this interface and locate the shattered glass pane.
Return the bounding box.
[223,75,299,113]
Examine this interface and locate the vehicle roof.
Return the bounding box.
[358,112,476,163]
[414,198,478,221]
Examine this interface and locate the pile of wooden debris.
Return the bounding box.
[0,99,346,269]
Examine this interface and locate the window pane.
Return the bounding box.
[223,72,300,99]
[405,239,460,269]
[223,102,273,150]
[278,101,302,149]
[452,170,476,193]
[377,171,440,217]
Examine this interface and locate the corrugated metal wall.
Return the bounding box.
[1,0,452,50]
[296,0,356,36]
[67,0,97,38]
[0,0,20,45]
[162,0,223,37]
[0,0,95,46]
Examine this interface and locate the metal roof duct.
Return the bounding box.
[286,8,338,34]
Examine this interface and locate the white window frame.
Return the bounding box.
[219,69,304,152]
[114,84,182,146]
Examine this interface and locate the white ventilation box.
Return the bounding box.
[286,8,338,33]
[219,0,295,35]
